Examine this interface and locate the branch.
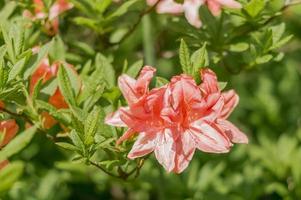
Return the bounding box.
[89,160,121,178]
[112,0,160,45]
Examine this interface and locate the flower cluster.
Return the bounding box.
[30,47,80,128]
[0,101,19,170]
[23,0,73,35]
[106,66,248,173]
[147,0,242,28]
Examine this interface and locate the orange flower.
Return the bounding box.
[0,120,19,148]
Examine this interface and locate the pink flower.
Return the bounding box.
[23,0,73,35]
[205,0,242,16]
[49,0,74,20]
[200,69,248,143]
[106,66,248,173]
[146,0,241,28]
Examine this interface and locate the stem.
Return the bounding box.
[89,160,120,178]
[142,14,156,66]
[113,0,160,45]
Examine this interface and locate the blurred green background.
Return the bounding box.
[1,1,301,200]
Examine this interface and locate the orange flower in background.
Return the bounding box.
[29,48,79,128]
[0,101,19,171]
[106,66,248,173]
[0,160,9,170]
[0,120,19,148]
[23,0,73,35]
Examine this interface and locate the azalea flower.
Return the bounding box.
[30,49,78,128]
[0,119,19,148]
[0,160,9,170]
[106,66,248,173]
[23,0,73,35]
[205,0,242,16]
[146,0,241,28]
[0,102,19,170]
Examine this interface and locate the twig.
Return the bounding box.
[112,0,161,45]
[89,160,120,178]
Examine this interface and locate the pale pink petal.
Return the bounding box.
[118,74,138,105]
[170,75,202,109]
[49,0,73,20]
[220,90,239,119]
[146,0,159,6]
[128,132,158,159]
[215,0,242,8]
[156,0,183,14]
[154,129,176,172]
[200,68,220,95]
[183,0,203,28]
[105,109,127,127]
[173,131,196,173]
[207,0,222,16]
[217,119,248,143]
[135,66,156,96]
[189,120,231,153]
[116,128,136,145]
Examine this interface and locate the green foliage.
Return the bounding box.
[0,0,300,199]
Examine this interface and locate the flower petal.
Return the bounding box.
[116,128,136,145]
[189,120,231,153]
[154,128,176,172]
[207,0,222,16]
[217,119,248,143]
[173,131,196,173]
[0,120,19,147]
[183,0,203,28]
[200,68,220,95]
[118,74,138,105]
[135,66,156,95]
[220,90,239,119]
[105,109,127,127]
[156,0,183,14]
[216,0,242,8]
[128,132,158,159]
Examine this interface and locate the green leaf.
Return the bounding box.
[69,130,85,152]
[155,77,169,87]
[0,64,8,89]
[191,43,208,74]
[218,82,228,90]
[256,54,273,64]
[8,57,26,81]
[179,39,192,75]
[36,100,70,125]
[0,2,17,24]
[58,64,77,107]
[56,142,79,151]
[126,60,143,78]
[0,161,24,192]
[49,35,65,61]
[84,107,101,145]
[1,24,15,63]
[32,78,43,103]
[229,43,249,52]
[0,126,37,161]
[95,53,115,88]
[106,0,139,20]
[244,0,265,17]
[24,42,52,79]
